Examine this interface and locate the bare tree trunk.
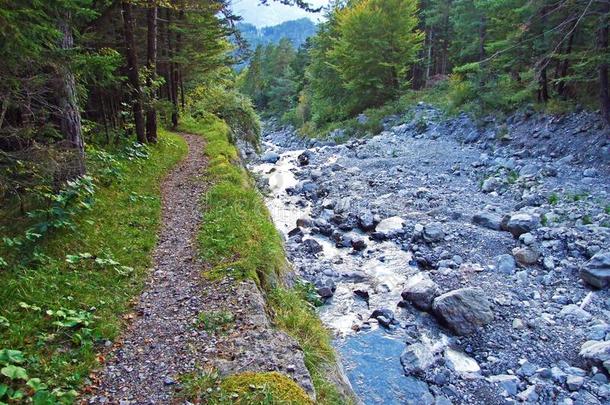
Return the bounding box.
[478,16,486,61]
[57,17,86,179]
[166,9,178,129]
[599,0,610,126]
[425,28,433,84]
[121,0,147,144]
[146,1,158,143]
[556,28,575,98]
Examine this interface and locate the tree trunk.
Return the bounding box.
[146,1,158,143]
[599,0,610,126]
[57,17,86,179]
[425,28,433,84]
[166,9,177,128]
[539,67,549,102]
[556,28,575,98]
[121,0,147,144]
[478,16,486,61]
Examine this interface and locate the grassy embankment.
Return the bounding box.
[0,130,186,401]
[179,116,349,405]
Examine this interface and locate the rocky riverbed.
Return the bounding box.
[242,104,610,404]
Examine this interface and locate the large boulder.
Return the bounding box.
[401,273,440,311]
[357,210,376,232]
[580,252,610,289]
[375,216,405,238]
[580,340,610,372]
[432,288,494,335]
[472,212,502,230]
[512,246,539,266]
[504,212,540,238]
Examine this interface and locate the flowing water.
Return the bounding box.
[250,141,480,404]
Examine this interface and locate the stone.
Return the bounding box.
[370,308,395,324]
[301,238,323,254]
[402,376,434,405]
[400,342,436,375]
[580,340,610,364]
[358,210,376,232]
[495,254,516,275]
[566,375,585,391]
[482,177,500,193]
[423,222,445,243]
[505,212,540,237]
[376,216,405,237]
[261,151,280,163]
[401,273,440,311]
[559,305,592,322]
[580,252,610,289]
[516,385,538,402]
[297,151,311,166]
[519,164,541,178]
[472,212,502,230]
[431,288,494,335]
[488,374,520,396]
[444,348,480,374]
[512,247,539,266]
[317,287,334,299]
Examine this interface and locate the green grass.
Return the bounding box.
[197,310,234,333]
[180,115,349,404]
[0,130,187,395]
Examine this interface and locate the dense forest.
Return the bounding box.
[239,0,610,133]
[0,0,261,211]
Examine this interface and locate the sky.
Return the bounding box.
[231,0,329,27]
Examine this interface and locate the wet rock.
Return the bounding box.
[432,288,494,335]
[351,237,367,251]
[317,286,334,299]
[472,212,502,230]
[512,246,539,266]
[580,251,610,289]
[301,238,323,254]
[288,227,304,238]
[402,376,434,405]
[353,289,370,305]
[423,222,445,243]
[444,348,480,374]
[370,308,395,323]
[400,343,436,375]
[505,212,540,237]
[297,151,311,166]
[261,151,280,163]
[495,254,516,275]
[401,273,440,311]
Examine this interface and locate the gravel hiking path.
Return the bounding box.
[87,133,209,404]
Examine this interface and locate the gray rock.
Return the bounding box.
[432,288,494,335]
[495,254,516,274]
[513,246,539,266]
[519,164,541,178]
[472,212,502,230]
[400,342,436,375]
[566,375,585,391]
[580,340,610,364]
[358,210,376,232]
[423,222,445,243]
[301,238,323,254]
[580,251,610,289]
[488,374,520,396]
[261,151,280,163]
[559,304,592,322]
[375,216,405,237]
[401,273,440,311]
[317,287,334,299]
[505,212,540,237]
[516,385,538,402]
[297,151,311,166]
[482,177,500,193]
[402,377,434,405]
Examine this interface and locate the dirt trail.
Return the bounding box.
[88,133,209,403]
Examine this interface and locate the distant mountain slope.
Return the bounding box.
[237,18,317,50]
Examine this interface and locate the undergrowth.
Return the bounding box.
[181,115,347,404]
[0,130,186,401]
